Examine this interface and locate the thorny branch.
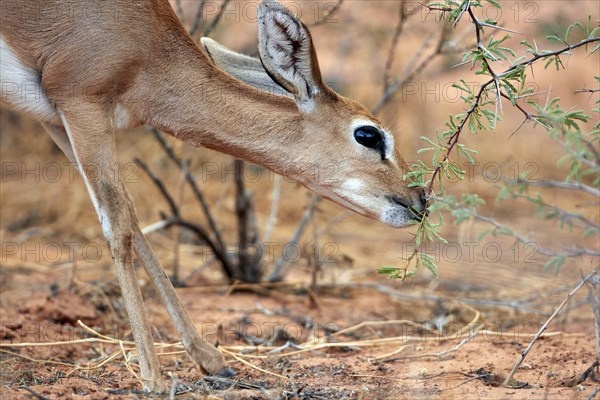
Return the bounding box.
[423,2,599,194]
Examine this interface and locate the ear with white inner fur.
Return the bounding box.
[201,37,291,98]
[257,0,326,112]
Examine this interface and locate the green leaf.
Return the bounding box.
[564,24,574,42]
[497,186,511,202]
[519,39,532,48]
[419,253,439,279]
[484,0,501,9]
[574,22,587,35]
[546,34,566,45]
[477,229,492,241]
[544,256,566,273]
[457,143,477,164]
[494,226,514,237]
[420,135,440,147]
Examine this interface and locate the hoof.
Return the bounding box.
[214,367,237,378]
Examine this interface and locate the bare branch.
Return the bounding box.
[175,0,185,23]
[147,127,227,259]
[204,0,232,37]
[383,1,407,91]
[164,217,235,281]
[468,211,600,257]
[263,175,282,244]
[135,155,236,280]
[521,179,600,198]
[587,274,600,363]
[502,271,598,387]
[189,0,207,37]
[268,195,321,282]
[135,158,180,217]
[575,88,600,94]
[235,160,261,283]
[373,26,449,114]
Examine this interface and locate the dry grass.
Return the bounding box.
[1,1,598,398]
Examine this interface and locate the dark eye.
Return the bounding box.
[354,126,383,150]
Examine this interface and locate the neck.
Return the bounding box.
[135,49,303,176]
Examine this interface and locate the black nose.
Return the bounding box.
[418,188,429,209]
[389,195,427,222]
[390,196,410,209]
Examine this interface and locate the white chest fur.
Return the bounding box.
[0,37,58,122]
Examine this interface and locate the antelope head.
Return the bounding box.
[202,1,426,228]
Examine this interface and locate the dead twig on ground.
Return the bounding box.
[502,271,598,388]
[380,328,481,363]
[18,387,50,400]
[589,272,600,363]
[574,360,600,385]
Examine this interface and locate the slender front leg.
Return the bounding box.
[45,121,233,378]
[55,109,166,392]
[131,227,234,376]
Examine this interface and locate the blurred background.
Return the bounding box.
[1,0,598,319]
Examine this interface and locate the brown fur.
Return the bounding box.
[1,0,423,392]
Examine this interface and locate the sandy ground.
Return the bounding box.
[1,1,599,399]
[0,261,598,399]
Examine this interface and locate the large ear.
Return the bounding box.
[201,37,291,98]
[257,0,326,112]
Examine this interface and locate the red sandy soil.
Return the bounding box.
[0,274,597,399]
[1,1,599,399]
